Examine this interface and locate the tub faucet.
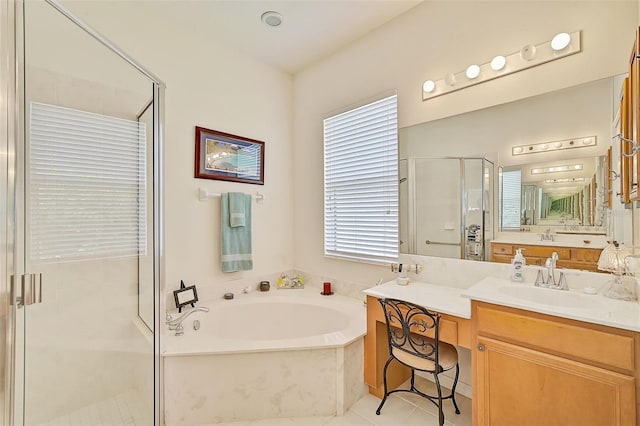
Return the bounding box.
[166,306,209,336]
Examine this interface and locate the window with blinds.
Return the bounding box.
[323,94,398,263]
[29,102,147,262]
[501,169,522,229]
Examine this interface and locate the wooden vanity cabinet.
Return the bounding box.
[472,301,638,426]
[490,242,603,272]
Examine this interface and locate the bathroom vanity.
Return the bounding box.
[363,278,640,425]
[490,241,604,271]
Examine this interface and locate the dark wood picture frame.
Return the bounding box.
[194,126,265,185]
[173,285,198,310]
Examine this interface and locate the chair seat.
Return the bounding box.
[392,337,458,372]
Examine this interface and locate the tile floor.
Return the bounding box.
[215,376,472,426]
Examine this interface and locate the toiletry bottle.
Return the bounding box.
[511,248,526,282]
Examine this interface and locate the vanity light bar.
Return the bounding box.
[512,136,596,156]
[544,177,585,184]
[422,31,581,100]
[531,164,583,175]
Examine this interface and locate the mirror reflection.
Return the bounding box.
[400,76,617,259]
[501,156,607,233]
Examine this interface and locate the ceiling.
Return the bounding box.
[141,0,423,74]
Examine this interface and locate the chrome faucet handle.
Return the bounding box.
[556,272,569,290]
[175,323,184,336]
[165,311,173,322]
[534,269,546,287]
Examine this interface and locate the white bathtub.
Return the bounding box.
[163,287,367,425]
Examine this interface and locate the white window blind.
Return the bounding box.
[323,94,398,263]
[501,169,521,229]
[29,102,147,262]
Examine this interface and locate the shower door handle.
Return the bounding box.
[14,273,43,307]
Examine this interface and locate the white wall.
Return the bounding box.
[60,1,296,297]
[293,1,638,288]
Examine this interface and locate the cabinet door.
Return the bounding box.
[621,77,632,204]
[474,337,636,426]
[630,32,639,201]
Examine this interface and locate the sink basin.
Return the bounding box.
[498,286,603,309]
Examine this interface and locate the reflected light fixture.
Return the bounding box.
[423,30,581,100]
[512,136,596,156]
[531,164,583,175]
[544,177,585,184]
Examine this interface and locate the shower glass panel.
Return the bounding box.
[414,158,461,258]
[400,157,494,261]
[19,1,157,424]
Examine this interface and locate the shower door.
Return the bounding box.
[12,1,163,424]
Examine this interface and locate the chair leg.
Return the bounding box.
[376,357,394,415]
[433,373,444,426]
[450,363,461,415]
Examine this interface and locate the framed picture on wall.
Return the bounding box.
[194,126,265,185]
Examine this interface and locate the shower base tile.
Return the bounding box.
[33,388,152,426]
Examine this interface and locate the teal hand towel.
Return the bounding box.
[221,192,252,272]
[229,192,246,227]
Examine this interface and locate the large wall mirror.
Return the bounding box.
[399,75,622,259]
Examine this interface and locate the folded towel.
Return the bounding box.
[221,192,253,272]
[229,192,246,227]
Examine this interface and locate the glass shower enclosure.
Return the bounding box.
[2,0,164,424]
[400,157,494,261]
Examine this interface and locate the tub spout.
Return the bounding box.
[166,306,209,334]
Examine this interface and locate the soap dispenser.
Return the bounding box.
[511,248,526,282]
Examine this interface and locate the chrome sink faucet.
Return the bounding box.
[535,251,568,290]
[540,228,554,242]
[166,306,210,336]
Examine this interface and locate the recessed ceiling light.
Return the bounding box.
[261,11,283,27]
[551,32,571,51]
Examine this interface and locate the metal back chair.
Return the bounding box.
[375,298,460,426]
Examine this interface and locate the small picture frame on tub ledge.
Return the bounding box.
[174,285,198,312]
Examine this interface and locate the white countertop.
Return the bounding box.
[362,280,471,319]
[363,277,640,332]
[462,277,640,332]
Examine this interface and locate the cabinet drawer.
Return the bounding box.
[491,243,513,256]
[571,248,603,262]
[475,303,635,371]
[520,245,570,259]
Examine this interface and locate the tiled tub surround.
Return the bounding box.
[163,287,367,425]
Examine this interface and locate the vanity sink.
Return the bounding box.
[498,286,603,310]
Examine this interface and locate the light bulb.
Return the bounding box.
[444,73,456,86]
[490,55,506,71]
[423,80,436,93]
[551,32,571,51]
[466,64,480,79]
